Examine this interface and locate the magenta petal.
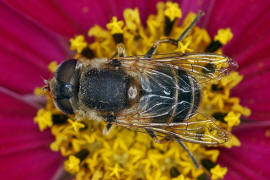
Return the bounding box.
[203,0,270,121]
[0,91,61,180]
[52,0,109,33]
[223,2,270,59]
[232,72,270,121]
[0,147,62,180]
[219,125,270,180]
[180,0,215,26]
[2,0,80,37]
[0,3,70,94]
[54,0,161,33]
[229,34,270,74]
[206,0,270,38]
[0,88,38,115]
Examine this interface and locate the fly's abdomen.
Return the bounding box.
[172,69,201,123]
[138,65,201,124]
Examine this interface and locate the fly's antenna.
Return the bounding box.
[177,11,205,42]
[43,80,49,91]
[41,75,50,92]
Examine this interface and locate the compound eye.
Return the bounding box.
[54,98,74,114]
[55,59,77,82]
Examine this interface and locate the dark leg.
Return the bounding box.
[103,114,116,134]
[177,11,204,42]
[144,11,204,58]
[146,129,160,143]
[109,59,121,67]
[175,138,200,168]
[144,39,178,58]
[146,129,171,144]
[111,43,127,58]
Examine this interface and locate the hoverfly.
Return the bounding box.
[47,11,237,168]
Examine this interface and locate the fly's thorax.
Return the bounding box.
[77,62,140,115]
[80,58,108,69]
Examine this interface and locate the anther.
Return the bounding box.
[201,158,217,171]
[113,33,124,44]
[212,112,228,123]
[205,40,223,52]
[164,16,176,36]
[81,47,95,59]
[52,114,68,124]
[75,149,90,162]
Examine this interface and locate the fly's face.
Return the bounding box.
[48,59,80,114]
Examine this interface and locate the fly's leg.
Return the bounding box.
[144,39,178,58]
[110,44,125,68]
[116,43,127,57]
[146,129,161,143]
[144,11,204,58]
[175,138,200,168]
[112,43,127,58]
[146,129,200,168]
[103,114,116,135]
[146,129,171,144]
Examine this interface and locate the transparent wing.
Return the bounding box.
[118,59,199,120]
[120,53,238,85]
[110,54,232,144]
[114,113,230,145]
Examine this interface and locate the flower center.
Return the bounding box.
[34,2,250,180]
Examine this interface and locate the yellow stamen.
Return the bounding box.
[176,37,192,53]
[34,87,45,96]
[210,165,228,180]
[224,135,241,148]
[225,111,241,128]
[108,163,124,178]
[48,61,58,73]
[203,149,220,162]
[72,139,86,152]
[50,134,67,151]
[124,8,141,31]
[164,2,182,21]
[70,35,88,53]
[64,155,80,174]
[68,119,85,133]
[172,174,190,180]
[214,28,233,45]
[106,17,124,34]
[34,109,52,131]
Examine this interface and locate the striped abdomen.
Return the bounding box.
[137,65,201,124]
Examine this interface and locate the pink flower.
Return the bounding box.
[0,0,269,179]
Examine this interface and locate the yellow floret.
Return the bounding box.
[70,35,88,53]
[164,2,182,21]
[211,165,228,180]
[214,28,233,45]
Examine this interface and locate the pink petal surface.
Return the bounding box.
[205,0,270,42]
[0,147,62,180]
[0,3,71,94]
[2,0,81,37]
[0,90,61,180]
[219,124,270,180]
[232,72,270,121]
[2,0,161,37]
